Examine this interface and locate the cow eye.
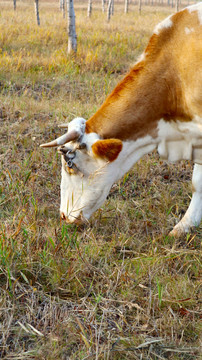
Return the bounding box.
[77,143,86,150]
[67,159,73,168]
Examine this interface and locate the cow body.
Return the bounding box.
[41,3,202,236]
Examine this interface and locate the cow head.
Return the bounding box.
[40,118,123,224]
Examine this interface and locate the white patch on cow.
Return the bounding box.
[82,132,100,151]
[60,147,107,222]
[68,117,86,136]
[109,136,156,182]
[154,15,173,35]
[187,2,202,25]
[136,52,146,63]
[184,27,194,34]
[170,164,202,236]
[157,118,202,163]
[177,116,202,136]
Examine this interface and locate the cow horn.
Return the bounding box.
[58,123,69,129]
[40,129,80,148]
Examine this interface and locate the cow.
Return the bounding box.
[41,3,202,237]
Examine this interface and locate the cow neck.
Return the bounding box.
[85,58,191,142]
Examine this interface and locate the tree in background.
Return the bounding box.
[60,0,65,18]
[67,0,77,53]
[111,0,114,15]
[102,0,105,13]
[62,0,65,18]
[107,0,115,21]
[35,0,40,25]
[125,0,129,13]
[13,0,16,11]
[87,0,92,17]
[139,0,142,14]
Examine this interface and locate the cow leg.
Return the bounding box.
[170,163,202,237]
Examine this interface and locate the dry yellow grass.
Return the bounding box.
[0,1,201,359]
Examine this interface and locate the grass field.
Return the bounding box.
[0,1,201,359]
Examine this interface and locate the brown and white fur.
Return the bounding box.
[41,3,202,237]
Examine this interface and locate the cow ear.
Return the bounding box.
[92,139,123,162]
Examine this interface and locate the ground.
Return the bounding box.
[0,1,201,359]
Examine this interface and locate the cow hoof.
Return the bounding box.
[169,223,190,238]
[169,228,182,238]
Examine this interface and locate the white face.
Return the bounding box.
[59,134,158,224]
[40,117,126,225]
[42,117,158,224]
[59,142,113,224]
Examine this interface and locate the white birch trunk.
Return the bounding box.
[107,0,112,21]
[13,0,16,11]
[35,0,40,26]
[175,0,179,12]
[125,0,129,13]
[87,0,92,17]
[67,0,77,54]
[62,0,65,18]
[138,0,142,14]
[102,0,105,13]
[59,0,62,10]
[111,0,114,15]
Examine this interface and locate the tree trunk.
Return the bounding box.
[107,0,112,21]
[13,0,16,11]
[87,0,92,17]
[125,0,129,13]
[111,0,114,15]
[138,0,142,14]
[175,0,179,12]
[62,0,65,18]
[102,0,105,13]
[67,0,77,54]
[35,0,40,26]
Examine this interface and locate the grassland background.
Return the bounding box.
[0,1,201,359]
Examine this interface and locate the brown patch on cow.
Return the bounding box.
[85,7,201,142]
[145,34,159,57]
[109,61,145,99]
[92,139,123,162]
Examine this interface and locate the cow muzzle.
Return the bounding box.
[60,212,86,225]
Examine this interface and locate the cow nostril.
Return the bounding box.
[60,212,66,220]
[60,211,87,226]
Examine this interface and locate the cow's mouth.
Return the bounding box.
[60,212,86,225]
